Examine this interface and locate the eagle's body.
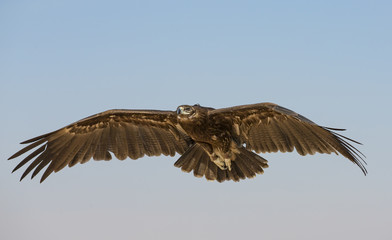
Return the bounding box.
[177,105,240,171]
[8,102,366,183]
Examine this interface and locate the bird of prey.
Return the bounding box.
[8,102,366,183]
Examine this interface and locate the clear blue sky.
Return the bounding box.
[1,1,391,239]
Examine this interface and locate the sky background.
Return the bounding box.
[1,1,391,239]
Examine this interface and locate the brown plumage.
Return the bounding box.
[8,102,366,183]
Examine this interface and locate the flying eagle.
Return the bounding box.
[8,102,366,183]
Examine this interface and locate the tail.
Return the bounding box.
[174,143,269,182]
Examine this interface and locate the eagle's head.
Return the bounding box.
[176,105,196,118]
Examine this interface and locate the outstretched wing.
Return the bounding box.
[210,102,366,174]
[9,109,192,182]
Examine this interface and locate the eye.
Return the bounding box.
[184,107,192,112]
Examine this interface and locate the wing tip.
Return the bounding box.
[323,126,347,131]
[20,132,54,144]
[359,164,368,176]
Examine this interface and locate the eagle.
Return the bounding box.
[8,102,366,183]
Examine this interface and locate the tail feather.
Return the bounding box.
[174,143,268,182]
[233,163,246,180]
[239,148,268,174]
[216,167,228,182]
[205,160,216,181]
[234,157,255,179]
[227,168,239,182]
[181,150,198,172]
[240,153,262,174]
[192,146,207,177]
[193,157,208,178]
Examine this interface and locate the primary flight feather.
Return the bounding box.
[8,102,366,182]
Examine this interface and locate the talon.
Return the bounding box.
[224,158,232,171]
[213,159,227,170]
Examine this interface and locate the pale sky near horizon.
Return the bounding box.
[1,1,391,239]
